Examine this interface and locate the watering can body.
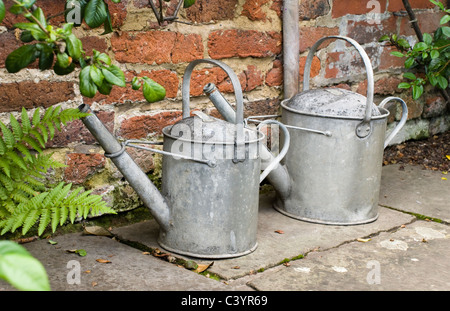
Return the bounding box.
[275,36,408,225]
[204,37,408,226]
[78,59,289,259]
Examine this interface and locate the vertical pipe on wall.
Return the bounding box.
[283,0,300,99]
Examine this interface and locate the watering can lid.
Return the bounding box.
[284,88,381,118]
[167,112,260,143]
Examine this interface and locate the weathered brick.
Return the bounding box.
[299,55,321,81]
[346,15,398,44]
[324,46,378,80]
[111,31,203,65]
[186,0,238,23]
[0,81,75,113]
[0,31,22,68]
[207,30,282,59]
[379,45,405,70]
[266,56,320,87]
[423,95,448,118]
[64,153,106,184]
[80,36,108,57]
[332,0,387,18]
[299,26,340,53]
[241,0,271,21]
[85,69,179,105]
[265,59,283,87]
[119,111,183,139]
[299,0,331,20]
[388,0,435,12]
[399,11,445,37]
[356,76,404,95]
[108,0,128,28]
[2,0,65,29]
[47,111,115,148]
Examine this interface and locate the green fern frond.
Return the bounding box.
[0,105,115,237]
[9,114,23,141]
[0,121,14,149]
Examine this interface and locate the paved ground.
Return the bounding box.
[0,164,449,295]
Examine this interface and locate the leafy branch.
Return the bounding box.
[380,0,450,100]
[0,0,166,102]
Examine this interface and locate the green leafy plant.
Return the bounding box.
[0,0,166,102]
[0,106,116,237]
[380,0,450,99]
[0,240,50,291]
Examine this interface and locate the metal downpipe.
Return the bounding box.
[283,0,300,100]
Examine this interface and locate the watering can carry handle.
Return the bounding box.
[378,97,408,149]
[303,36,375,125]
[182,59,244,125]
[257,120,290,183]
[182,59,245,158]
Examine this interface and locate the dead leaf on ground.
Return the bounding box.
[96,258,112,264]
[357,238,371,243]
[274,230,285,234]
[195,262,214,273]
[83,226,113,237]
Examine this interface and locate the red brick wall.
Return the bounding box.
[0,0,448,206]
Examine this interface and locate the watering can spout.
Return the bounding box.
[203,83,292,202]
[78,104,171,232]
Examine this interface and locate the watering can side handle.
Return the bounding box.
[257,120,290,183]
[378,97,409,149]
[303,35,375,123]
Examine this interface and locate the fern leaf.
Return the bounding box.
[0,121,14,148]
[22,209,40,235]
[51,206,61,232]
[45,121,55,140]
[0,172,14,192]
[16,182,38,197]
[9,114,23,141]
[0,158,11,177]
[21,107,31,134]
[37,124,49,143]
[10,210,28,233]
[42,106,54,122]
[58,204,68,226]
[38,208,51,236]
[29,129,46,148]
[0,137,6,155]
[15,143,33,162]
[6,150,27,170]
[0,185,8,201]
[32,108,41,127]
[22,136,42,153]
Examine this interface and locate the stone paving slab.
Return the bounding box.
[113,195,414,281]
[0,233,233,291]
[379,164,450,222]
[248,220,450,291]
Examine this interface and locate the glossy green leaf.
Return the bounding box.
[56,53,71,68]
[37,43,54,70]
[413,42,428,52]
[79,66,98,98]
[412,84,424,99]
[390,51,405,58]
[0,0,5,24]
[142,77,166,103]
[131,76,142,90]
[5,45,38,73]
[66,33,83,61]
[403,72,416,80]
[398,82,411,89]
[101,65,126,87]
[85,0,108,28]
[184,0,196,8]
[0,241,50,291]
[89,65,104,87]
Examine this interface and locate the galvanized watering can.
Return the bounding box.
[205,36,408,225]
[78,59,289,258]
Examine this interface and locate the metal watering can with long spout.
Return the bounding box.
[78,59,289,259]
[205,36,409,226]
